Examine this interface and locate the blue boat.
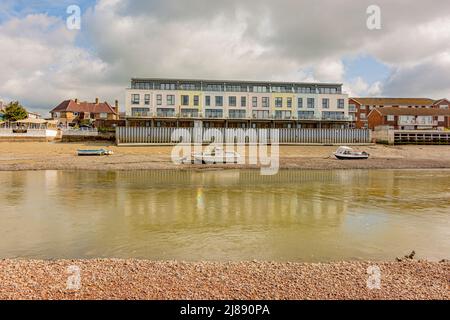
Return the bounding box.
[77,149,113,156]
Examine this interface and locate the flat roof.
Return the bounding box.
[131,77,343,87]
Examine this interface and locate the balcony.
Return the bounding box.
[131,112,152,118]
[398,120,438,126]
[321,115,350,121]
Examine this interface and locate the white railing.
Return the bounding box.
[62,128,99,136]
[0,128,57,137]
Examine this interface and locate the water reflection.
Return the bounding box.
[0,169,448,262]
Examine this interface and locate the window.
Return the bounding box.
[215,96,223,107]
[252,86,268,93]
[322,111,345,120]
[100,113,108,119]
[287,98,292,108]
[322,98,329,109]
[131,94,140,105]
[349,104,356,112]
[229,96,237,107]
[252,97,258,108]
[160,83,175,90]
[229,110,246,118]
[275,110,291,119]
[205,109,223,118]
[206,84,223,91]
[156,94,162,105]
[298,98,303,108]
[387,115,395,121]
[252,110,270,119]
[131,108,150,117]
[144,94,150,105]
[360,113,366,119]
[440,105,449,109]
[338,99,345,109]
[262,97,269,108]
[180,109,199,117]
[298,111,315,119]
[181,95,189,106]
[307,98,315,109]
[361,105,367,110]
[194,95,199,106]
[167,95,175,105]
[241,96,247,107]
[438,116,445,121]
[205,96,211,107]
[275,97,283,108]
[156,108,175,117]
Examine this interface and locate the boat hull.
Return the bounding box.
[334,154,369,160]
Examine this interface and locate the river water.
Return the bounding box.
[0,170,448,261]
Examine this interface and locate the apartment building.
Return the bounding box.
[368,107,450,130]
[350,98,450,129]
[125,78,350,128]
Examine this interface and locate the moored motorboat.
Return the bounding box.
[334,146,369,160]
[192,147,240,164]
[77,149,114,156]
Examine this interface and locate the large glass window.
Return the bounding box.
[275,110,291,119]
[156,108,175,117]
[262,97,269,108]
[322,98,329,109]
[307,98,315,108]
[205,109,223,118]
[205,96,211,107]
[131,108,150,117]
[229,110,246,118]
[131,94,140,105]
[156,94,162,105]
[298,111,315,119]
[180,109,199,117]
[144,94,150,105]
[252,110,270,119]
[322,111,345,120]
[338,99,345,109]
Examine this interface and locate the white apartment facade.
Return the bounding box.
[125,78,350,128]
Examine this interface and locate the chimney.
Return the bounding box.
[75,98,78,103]
[114,100,119,115]
[95,97,99,104]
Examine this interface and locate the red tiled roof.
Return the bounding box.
[372,107,450,116]
[350,97,436,106]
[50,100,117,114]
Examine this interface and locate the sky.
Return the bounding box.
[0,0,449,116]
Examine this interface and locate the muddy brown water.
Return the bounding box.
[0,169,448,262]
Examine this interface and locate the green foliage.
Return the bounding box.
[4,101,28,121]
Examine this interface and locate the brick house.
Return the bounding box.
[50,98,119,126]
[368,107,450,130]
[350,98,449,129]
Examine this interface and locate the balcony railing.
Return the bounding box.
[398,120,438,126]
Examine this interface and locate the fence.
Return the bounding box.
[394,130,450,145]
[61,128,99,136]
[116,127,371,145]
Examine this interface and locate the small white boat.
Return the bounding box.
[192,147,240,164]
[334,146,369,160]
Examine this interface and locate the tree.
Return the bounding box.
[4,101,28,121]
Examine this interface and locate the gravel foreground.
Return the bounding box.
[0,259,448,300]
